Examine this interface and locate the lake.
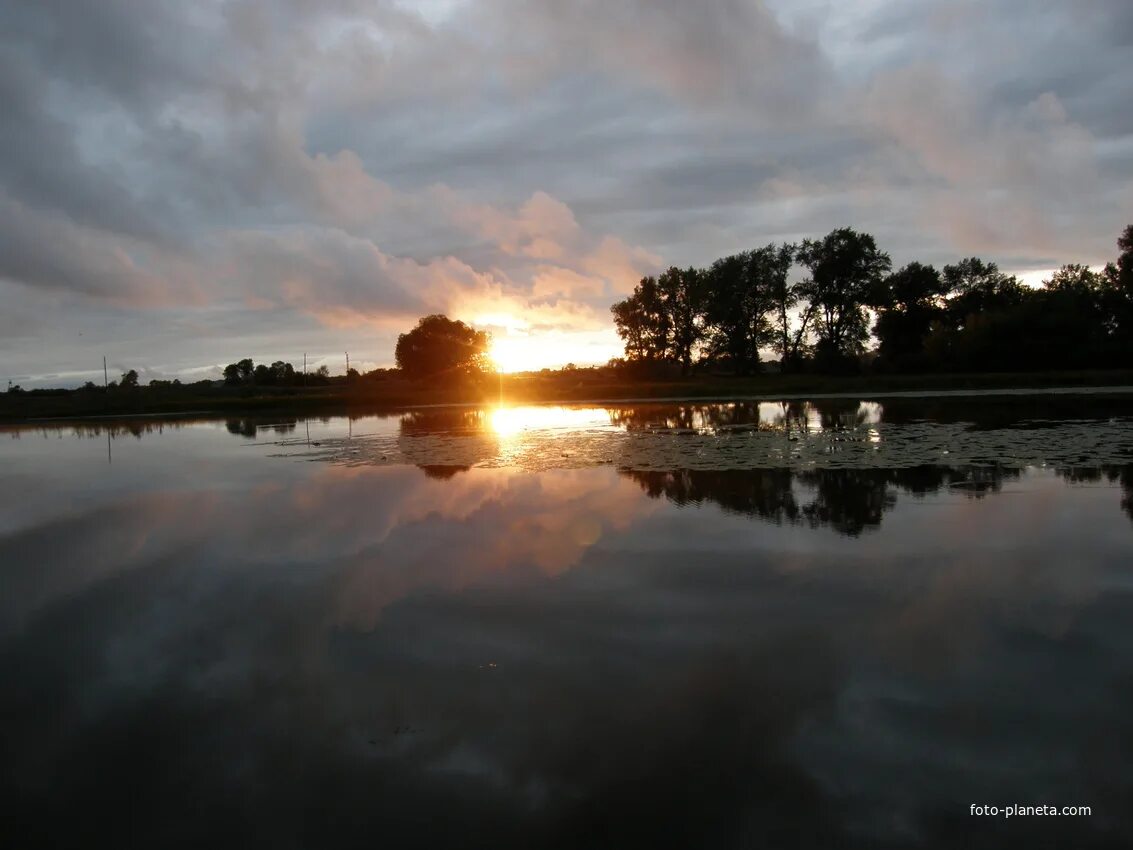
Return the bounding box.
[3,396,1133,848]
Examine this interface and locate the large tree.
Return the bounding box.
[223,358,254,386]
[705,244,794,375]
[872,262,948,371]
[611,275,671,362]
[941,257,1024,326]
[395,315,491,381]
[658,266,707,375]
[796,228,891,367]
[1104,224,1133,361]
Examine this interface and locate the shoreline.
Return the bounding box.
[6,381,1133,425]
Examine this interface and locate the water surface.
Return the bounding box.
[3,397,1133,847]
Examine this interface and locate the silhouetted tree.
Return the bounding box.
[797,228,891,369]
[705,244,793,375]
[766,262,814,372]
[873,262,948,371]
[941,258,1024,325]
[395,315,491,381]
[658,266,707,375]
[120,369,139,388]
[611,275,671,363]
[1103,224,1133,362]
[223,358,254,386]
[271,361,296,384]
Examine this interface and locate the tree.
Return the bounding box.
[941,257,1024,326]
[120,369,139,388]
[223,358,254,386]
[395,315,491,381]
[872,262,948,371]
[797,228,891,368]
[611,275,671,362]
[704,245,792,375]
[760,245,812,371]
[658,266,706,375]
[1103,224,1133,361]
[270,361,296,384]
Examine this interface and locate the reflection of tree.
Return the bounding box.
[398,410,495,479]
[419,465,471,480]
[1056,465,1133,526]
[624,469,800,525]
[398,409,486,434]
[796,469,895,536]
[809,399,869,431]
[226,419,257,437]
[46,421,189,440]
[608,403,792,433]
[880,397,1133,429]
[224,418,296,438]
[622,465,1022,536]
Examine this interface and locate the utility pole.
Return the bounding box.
[303,352,307,387]
[345,351,350,376]
[103,356,108,388]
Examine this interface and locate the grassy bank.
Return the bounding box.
[4,369,1133,423]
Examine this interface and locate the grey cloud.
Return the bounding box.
[1,0,1131,381]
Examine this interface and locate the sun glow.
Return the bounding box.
[483,323,624,373]
[488,336,537,374]
[488,405,610,438]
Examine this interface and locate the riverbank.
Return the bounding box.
[5,368,1133,422]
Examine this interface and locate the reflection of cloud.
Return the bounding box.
[3,459,1133,846]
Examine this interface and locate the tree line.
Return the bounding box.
[611,225,1133,375]
[221,358,332,386]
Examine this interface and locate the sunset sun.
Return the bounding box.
[488,335,530,374]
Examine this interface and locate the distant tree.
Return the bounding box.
[941,258,1024,325]
[797,228,892,368]
[873,262,948,371]
[1103,224,1133,360]
[82,381,98,391]
[120,369,139,388]
[395,315,491,381]
[761,246,813,371]
[223,358,254,386]
[927,258,1029,370]
[253,363,273,385]
[658,266,707,375]
[611,275,671,362]
[270,361,296,384]
[704,246,791,375]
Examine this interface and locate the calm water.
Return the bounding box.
[3,397,1133,848]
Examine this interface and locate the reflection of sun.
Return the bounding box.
[488,405,610,438]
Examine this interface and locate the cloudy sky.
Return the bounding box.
[3,0,1131,386]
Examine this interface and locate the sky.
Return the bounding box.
[2,0,1132,386]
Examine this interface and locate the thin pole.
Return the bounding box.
[103,356,108,388]
[303,352,307,386]
[345,351,350,375]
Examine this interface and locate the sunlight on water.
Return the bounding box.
[488,405,611,438]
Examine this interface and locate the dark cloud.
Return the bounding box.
[1,0,1130,383]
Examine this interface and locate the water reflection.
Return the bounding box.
[2,421,1133,846]
[622,466,1031,536]
[381,400,1133,471]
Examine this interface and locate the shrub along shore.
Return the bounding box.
[5,368,1133,424]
